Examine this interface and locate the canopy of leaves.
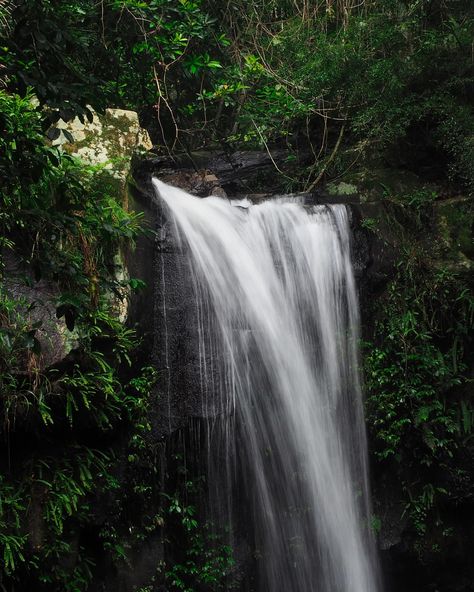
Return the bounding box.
[1,0,473,189]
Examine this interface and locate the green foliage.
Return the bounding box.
[360,217,378,232]
[365,259,472,465]
[164,480,235,592]
[364,215,474,556]
[0,475,27,573]
[397,188,438,210]
[166,524,235,592]
[2,1,474,189]
[0,89,146,432]
[1,0,227,148]
[0,446,116,590]
[204,0,474,189]
[0,90,142,279]
[0,87,160,590]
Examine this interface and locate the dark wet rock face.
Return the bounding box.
[128,153,398,440]
[127,181,217,440]
[131,149,313,200]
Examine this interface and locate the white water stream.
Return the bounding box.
[153,179,380,592]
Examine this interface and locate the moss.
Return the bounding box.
[342,167,432,203]
[435,198,474,261]
[326,181,358,196]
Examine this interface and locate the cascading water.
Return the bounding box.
[153,179,380,592]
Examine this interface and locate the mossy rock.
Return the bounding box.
[51,108,153,203]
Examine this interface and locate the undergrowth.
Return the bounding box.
[364,196,474,560]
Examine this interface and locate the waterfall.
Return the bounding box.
[153,179,380,592]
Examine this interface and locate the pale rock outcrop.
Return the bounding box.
[21,107,154,356]
[52,107,153,190]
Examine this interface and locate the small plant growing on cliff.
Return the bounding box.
[165,512,235,592]
[163,471,236,592]
[361,217,378,232]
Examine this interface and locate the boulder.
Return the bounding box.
[51,107,153,199]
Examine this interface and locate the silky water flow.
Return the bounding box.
[153,179,380,592]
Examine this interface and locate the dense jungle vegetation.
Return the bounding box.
[0,0,473,590]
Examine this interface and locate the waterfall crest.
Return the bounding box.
[153,179,380,592]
